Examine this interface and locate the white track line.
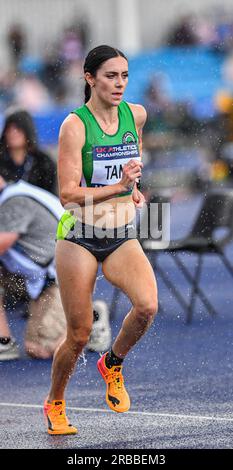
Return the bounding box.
[0,402,233,423]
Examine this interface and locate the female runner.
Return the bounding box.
[44,45,158,435]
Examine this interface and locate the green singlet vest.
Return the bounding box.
[56,101,141,241]
[71,100,140,197]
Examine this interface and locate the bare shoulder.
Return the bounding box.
[127,102,147,129]
[59,113,85,143]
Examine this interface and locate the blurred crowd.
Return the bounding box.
[1,12,233,190]
[1,13,233,113]
[141,13,233,191]
[0,20,89,113]
[166,14,233,51]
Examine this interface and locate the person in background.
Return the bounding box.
[7,24,26,69]
[0,175,65,360]
[167,15,198,46]
[0,109,57,194]
[0,174,111,360]
[12,74,52,113]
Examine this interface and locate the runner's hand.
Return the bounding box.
[119,159,143,193]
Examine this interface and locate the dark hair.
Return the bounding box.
[83,45,128,103]
[0,109,38,152]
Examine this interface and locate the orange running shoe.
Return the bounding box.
[97,352,130,413]
[43,399,77,435]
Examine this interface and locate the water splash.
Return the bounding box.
[79,350,87,367]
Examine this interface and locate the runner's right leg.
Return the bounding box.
[48,240,98,401]
[44,240,98,435]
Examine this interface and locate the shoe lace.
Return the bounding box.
[105,367,124,392]
[50,403,68,425]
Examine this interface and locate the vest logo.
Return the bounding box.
[122,131,136,144]
[93,144,138,159]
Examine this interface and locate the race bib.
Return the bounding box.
[91,143,140,186]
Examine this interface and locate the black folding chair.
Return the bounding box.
[109,195,170,319]
[142,189,233,323]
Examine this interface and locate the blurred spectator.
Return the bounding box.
[215,20,233,53]
[59,27,84,64]
[143,73,174,133]
[0,71,16,111]
[42,50,66,103]
[13,74,52,112]
[7,24,26,68]
[222,52,233,92]
[144,74,172,115]
[40,20,89,105]
[74,18,89,51]
[194,16,218,47]
[167,15,198,46]
[63,60,84,106]
[0,109,57,194]
[0,176,66,360]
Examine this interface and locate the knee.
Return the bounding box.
[68,325,92,351]
[134,297,158,324]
